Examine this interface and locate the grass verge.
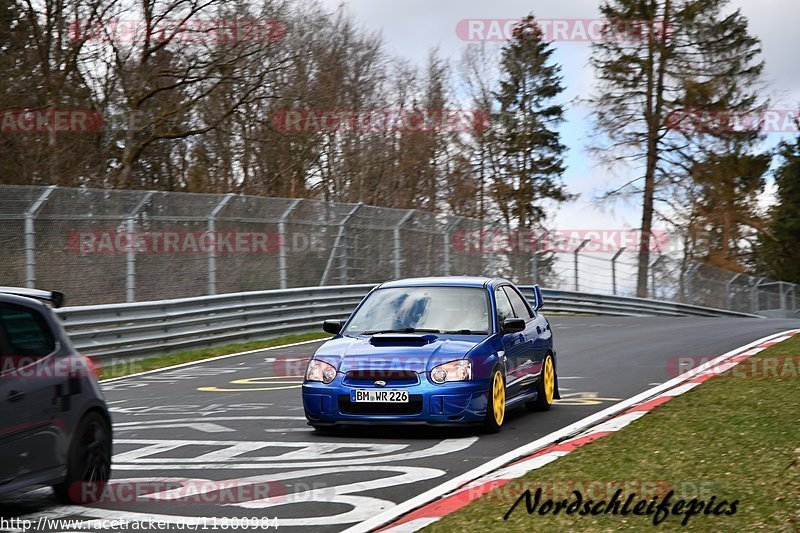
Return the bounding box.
[426,334,800,532]
[98,332,328,380]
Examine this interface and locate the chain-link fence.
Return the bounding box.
[0,184,797,316]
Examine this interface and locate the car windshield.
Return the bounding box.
[344,286,490,335]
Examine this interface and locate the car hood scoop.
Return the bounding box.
[369,334,432,346]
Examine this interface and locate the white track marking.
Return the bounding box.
[382,518,441,532]
[660,382,701,397]
[114,440,408,463]
[578,410,647,434]
[113,416,306,430]
[100,338,325,384]
[116,422,237,433]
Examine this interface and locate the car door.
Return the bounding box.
[501,285,542,396]
[495,286,527,400]
[0,302,61,483]
[0,325,22,486]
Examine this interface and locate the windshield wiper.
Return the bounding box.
[443,329,489,335]
[363,328,442,335]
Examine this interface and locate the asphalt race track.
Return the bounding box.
[1,316,798,532]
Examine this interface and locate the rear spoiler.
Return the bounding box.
[0,287,65,308]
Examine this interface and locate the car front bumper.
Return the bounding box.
[302,373,492,426]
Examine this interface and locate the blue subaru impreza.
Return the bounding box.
[302,277,558,433]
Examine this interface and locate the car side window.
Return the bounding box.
[503,286,534,320]
[0,303,56,361]
[494,287,515,325]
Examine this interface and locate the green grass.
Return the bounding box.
[98,332,328,380]
[426,334,800,532]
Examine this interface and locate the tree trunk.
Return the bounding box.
[637,0,671,298]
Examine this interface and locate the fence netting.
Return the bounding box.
[0,184,796,315]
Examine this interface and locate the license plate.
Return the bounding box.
[352,389,409,403]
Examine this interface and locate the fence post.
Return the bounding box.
[649,256,664,299]
[725,273,742,311]
[528,229,540,284]
[394,211,414,279]
[123,191,154,303]
[320,204,361,286]
[442,218,459,277]
[443,216,467,276]
[611,247,626,296]
[24,186,56,288]
[207,194,234,295]
[443,231,451,276]
[684,263,700,304]
[779,281,787,310]
[278,199,302,290]
[751,277,767,314]
[573,239,590,291]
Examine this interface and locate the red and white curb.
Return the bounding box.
[343,329,800,533]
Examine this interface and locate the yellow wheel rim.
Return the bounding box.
[543,356,555,404]
[492,371,505,426]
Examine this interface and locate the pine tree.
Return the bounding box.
[756,137,800,283]
[494,14,570,282]
[683,148,771,271]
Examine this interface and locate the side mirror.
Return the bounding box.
[533,285,544,311]
[502,318,526,334]
[322,320,343,335]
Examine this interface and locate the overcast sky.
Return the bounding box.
[319,0,800,231]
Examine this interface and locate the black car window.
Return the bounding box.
[503,286,533,320]
[494,287,515,325]
[0,303,56,360]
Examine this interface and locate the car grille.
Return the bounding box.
[343,370,419,386]
[338,395,424,415]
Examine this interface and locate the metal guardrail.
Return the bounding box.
[56,285,374,360]
[55,284,760,361]
[528,289,762,319]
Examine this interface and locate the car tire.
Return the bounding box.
[53,411,112,504]
[482,366,506,433]
[526,354,556,412]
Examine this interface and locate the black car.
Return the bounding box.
[0,287,111,504]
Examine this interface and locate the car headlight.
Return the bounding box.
[430,360,472,384]
[306,359,337,384]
